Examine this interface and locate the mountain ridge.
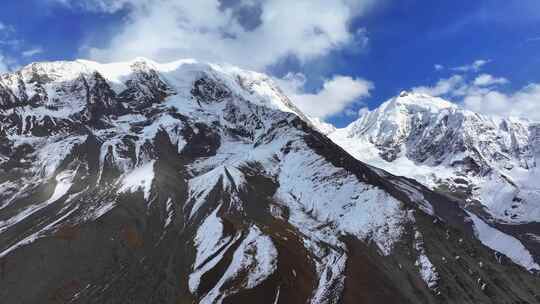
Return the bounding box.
[1,58,540,304]
[327,90,540,274]
[328,90,538,220]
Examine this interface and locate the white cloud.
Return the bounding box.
[53,0,134,12]
[412,75,465,96]
[413,73,509,97]
[463,84,540,121]
[451,59,490,72]
[434,64,444,71]
[412,69,540,122]
[22,47,44,58]
[473,74,509,86]
[357,106,370,117]
[57,0,377,70]
[278,73,374,118]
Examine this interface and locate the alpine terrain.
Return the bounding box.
[327,91,540,274]
[1,59,540,304]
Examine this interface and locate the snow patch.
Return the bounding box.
[189,206,237,293]
[164,198,174,228]
[187,165,246,218]
[118,160,155,200]
[413,230,439,289]
[198,225,278,303]
[0,170,75,234]
[310,252,347,304]
[0,206,79,258]
[467,212,540,271]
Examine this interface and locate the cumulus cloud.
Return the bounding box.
[278,73,373,118]
[473,74,509,86]
[451,59,490,72]
[57,0,376,70]
[413,73,509,97]
[412,75,465,96]
[52,0,137,13]
[412,70,540,121]
[463,84,540,121]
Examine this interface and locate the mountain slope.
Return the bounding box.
[1,60,540,304]
[328,91,540,269]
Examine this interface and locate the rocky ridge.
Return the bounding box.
[0,60,539,304]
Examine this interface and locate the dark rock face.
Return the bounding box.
[0,82,19,110]
[531,124,540,168]
[191,76,232,105]
[1,60,540,304]
[83,72,123,124]
[118,62,175,109]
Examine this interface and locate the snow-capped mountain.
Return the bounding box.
[1,59,539,304]
[328,91,540,266]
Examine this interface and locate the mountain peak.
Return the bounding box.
[0,58,309,121]
[3,57,540,304]
[389,91,457,112]
[330,87,539,224]
[338,92,459,142]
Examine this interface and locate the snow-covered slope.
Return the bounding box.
[330,91,539,222]
[328,91,540,274]
[1,60,540,304]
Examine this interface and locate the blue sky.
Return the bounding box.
[339,1,540,123]
[1,0,540,126]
